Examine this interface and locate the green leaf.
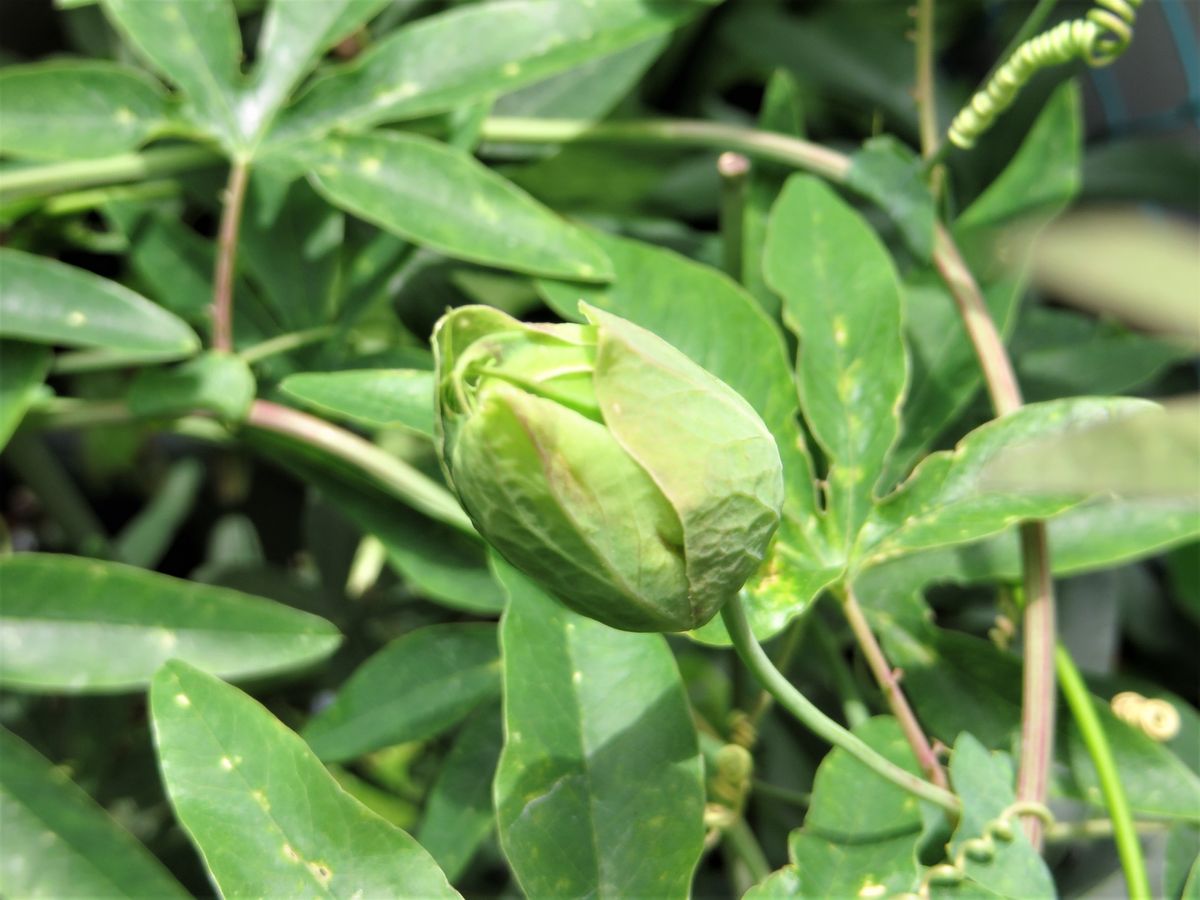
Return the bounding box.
[100,0,244,150]
[492,35,669,120]
[846,135,935,261]
[885,272,1021,486]
[242,0,392,142]
[296,460,503,614]
[956,81,1082,232]
[779,718,924,898]
[296,132,612,281]
[742,68,805,320]
[0,341,50,452]
[1066,698,1200,823]
[859,398,1154,566]
[303,624,500,763]
[863,497,1200,590]
[113,458,205,568]
[537,230,836,639]
[267,0,712,146]
[0,248,199,355]
[239,172,344,330]
[0,61,170,161]
[150,661,459,898]
[417,704,503,883]
[494,559,705,898]
[981,399,1200,497]
[765,174,906,548]
[127,352,256,422]
[0,726,188,899]
[281,370,435,437]
[0,554,341,692]
[938,735,1054,899]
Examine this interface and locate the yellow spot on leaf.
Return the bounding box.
[282,843,300,862]
[174,693,191,708]
[219,756,235,771]
[67,311,87,327]
[359,157,381,175]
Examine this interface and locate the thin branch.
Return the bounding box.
[238,325,337,365]
[211,161,250,353]
[721,594,961,815]
[914,0,940,160]
[717,151,751,280]
[840,585,949,789]
[0,145,218,204]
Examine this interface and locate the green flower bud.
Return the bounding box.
[433,303,783,633]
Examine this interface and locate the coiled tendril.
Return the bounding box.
[948,0,1143,149]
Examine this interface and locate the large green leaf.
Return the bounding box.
[417,704,503,883]
[769,718,925,898]
[937,735,1054,899]
[765,175,907,548]
[0,61,170,161]
[281,370,435,437]
[0,554,341,692]
[0,727,188,899]
[494,559,705,898]
[267,0,713,146]
[858,398,1154,566]
[0,248,199,356]
[303,624,500,763]
[296,132,612,281]
[862,497,1200,591]
[242,0,392,143]
[150,661,459,898]
[127,352,256,422]
[0,341,50,452]
[100,0,244,150]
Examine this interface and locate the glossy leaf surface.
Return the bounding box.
[298,132,612,280]
[494,560,705,898]
[282,370,435,437]
[0,554,341,692]
[0,61,170,161]
[151,661,459,898]
[0,727,187,899]
[303,623,500,763]
[0,248,199,355]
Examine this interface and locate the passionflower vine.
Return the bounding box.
[433,302,783,633]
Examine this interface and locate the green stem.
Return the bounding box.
[244,400,473,535]
[746,613,808,730]
[914,0,940,160]
[1055,644,1151,899]
[239,325,337,365]
[51,348,189,375]
[480,117,851,181]
[752,779,811,809]
[717,151,751,280]
[721,595,960,815]
[0,145,219,203]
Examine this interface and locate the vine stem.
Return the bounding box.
[244,400,474,534]
[238,325,337,364]
[211,161,250,353]
[840,585,949,789]
[1055,644,1151,898]
[0,145,218,203]
[721,594,961,815]
[914,0,940,161]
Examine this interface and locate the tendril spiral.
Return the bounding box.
[948,0,1143,149]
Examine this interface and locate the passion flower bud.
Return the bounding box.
[433,303,783,633]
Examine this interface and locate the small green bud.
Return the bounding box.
[433,303,783,632]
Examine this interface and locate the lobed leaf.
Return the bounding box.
[303,624,500,763]
[295,131,612,281]
[150,661,459,898]
[0,554,341,692]
[0,61,171,161]
[0,727,188,899]
[0,248,199,356]
[494,559,705,898]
